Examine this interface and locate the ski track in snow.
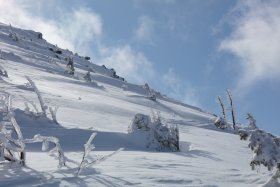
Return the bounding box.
[0,22,273,186]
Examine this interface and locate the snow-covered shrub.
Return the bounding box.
[215,91,239,130]
[121,84,128,91]
[24,134,65,168]
[214,117,227,129]
[0,93,25,165]
[239,129,280,184]
[0,68,8,78]
[0,123,24,163]
[83,71,92,82]
[37,32,43,39]
[8,32,19,41]
[0,92,66,168]
[129,114,151,132]
[143,83,156,101]
[49,106,59,124]
[246,113,258,130]
[77,132,123,176]
[65,56,75,75]
[25,77,59,123]
[23,98,40,118]
[8,24,19,42]
[26,76,48,117]
[152,118,179,151]
[128,113,180,152]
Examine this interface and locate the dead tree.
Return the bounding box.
[226,89,236,130]
[25,76,47,117]
[217,96,227,121]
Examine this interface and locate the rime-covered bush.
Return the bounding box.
[128,113,180,152]
[121,84,128,91]
[24,134,65,168]
[77,132,123,176]
[0,93,25,165]
[247,130,280,171]
[0,68,8,77]
[151,118,179,151]
[65,56,75,75]
[0,49,2,59]
[9,33,19,41]
[26,76,48,117]
[214,117,227,129]
[24,76,59,123]
[143,83,156,101]
[8,24,19,42]
[83,71,92,82]
[246,113,258,130]
[129,114,151,132]
[0,92,65,167]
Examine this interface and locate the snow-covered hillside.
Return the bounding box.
[0,22,274,186]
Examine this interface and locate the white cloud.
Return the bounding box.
[220,0,280,89]
[134,16,155,44]
[163,68,200,106]
[98,45,155,84]
[0,0,102,55]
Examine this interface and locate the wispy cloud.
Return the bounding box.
[0,0,102,55]
[220,0,280,90]
[134,15,155,44]
[98,45,155,84]
[163,68,200,106]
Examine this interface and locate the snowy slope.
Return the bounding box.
[0,22,273,186]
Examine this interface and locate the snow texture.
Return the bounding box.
[0,22,275,186]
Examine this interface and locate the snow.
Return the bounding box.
[0,22,275,186]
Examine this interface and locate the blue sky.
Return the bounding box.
[1,0,280,134]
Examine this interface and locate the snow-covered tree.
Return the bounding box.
[239,129,280,185]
